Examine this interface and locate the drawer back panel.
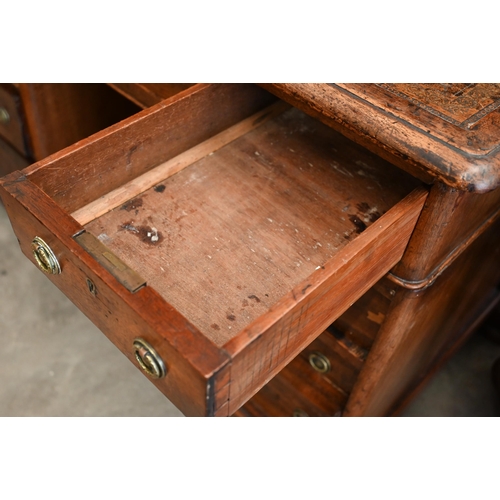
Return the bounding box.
[25,84,277,213]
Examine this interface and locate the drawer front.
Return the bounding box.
[299,327,365,394]
[236,337,348,417]
[0,84,29,156]
[236,326,367,417]
[0,172,229,417]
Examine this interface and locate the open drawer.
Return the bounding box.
[0,84,428,416]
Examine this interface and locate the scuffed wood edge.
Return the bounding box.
[222,186,428,414]
[71,101,289,225]
[261,84,500,193]
[0,171,231,416]
[21,84,212,177]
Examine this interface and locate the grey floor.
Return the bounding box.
[1,202,499,417]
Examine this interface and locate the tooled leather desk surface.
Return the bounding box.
[262,83,500,193]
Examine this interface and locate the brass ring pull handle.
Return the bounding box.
[0,107,10,125]
[31,236,61,275]
[308,351,331,374]
[133,338,166,379]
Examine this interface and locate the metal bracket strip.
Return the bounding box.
[73,230,146,293]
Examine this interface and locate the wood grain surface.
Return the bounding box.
[3,84,429,415]
[72,101,289,225]
[236,276,395,416]
[0,172,230,416]
[0,84,30,157]
[344,187,500,416]
[391,182,500,283]
[235,343,347,417]
[25,84,277,213]
[9,83,470,417]
[84,107,421,346]
[18,84,139,161]
[222,186,427,415]
[331,277,394,351]
[108,84,195,108]
[348,84,500,152]
[261,83,500,192]
[0,137,29,177]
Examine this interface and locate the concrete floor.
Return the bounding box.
[402,332,500,417]
[1,202,499,417]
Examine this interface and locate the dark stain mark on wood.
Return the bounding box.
[330,326,345,341]
[154,184,166,193]
[237,285,242,290]
[302,284,312,294]
[348,215,367,233]
[211,323,220,330]
[137,225,164,246]
[226,314,236,321]
[121,197,143,212]
[242,299,249,307]
[248,294,261,303]
[120,222,163,246]
[356,202,381,223]
[327,325,369,360]
[0,270,7,275]
[119,221,139,233]
[357,202,370,212]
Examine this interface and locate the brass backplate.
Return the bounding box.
[31,236,61,275]
[133,338,167,379]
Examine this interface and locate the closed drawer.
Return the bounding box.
[0,136,29,177]
[0,84,29,156]
[235,305,375,416]
[235,276,397,416]
[0,84,427,416]
[108,84,195,108]
[235,341,348,417]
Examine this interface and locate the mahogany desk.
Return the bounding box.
[1,84,499,416]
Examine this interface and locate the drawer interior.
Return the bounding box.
[70,104,416,346]
[11,84,427,415]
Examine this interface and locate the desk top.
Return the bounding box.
[263,83,500,193]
